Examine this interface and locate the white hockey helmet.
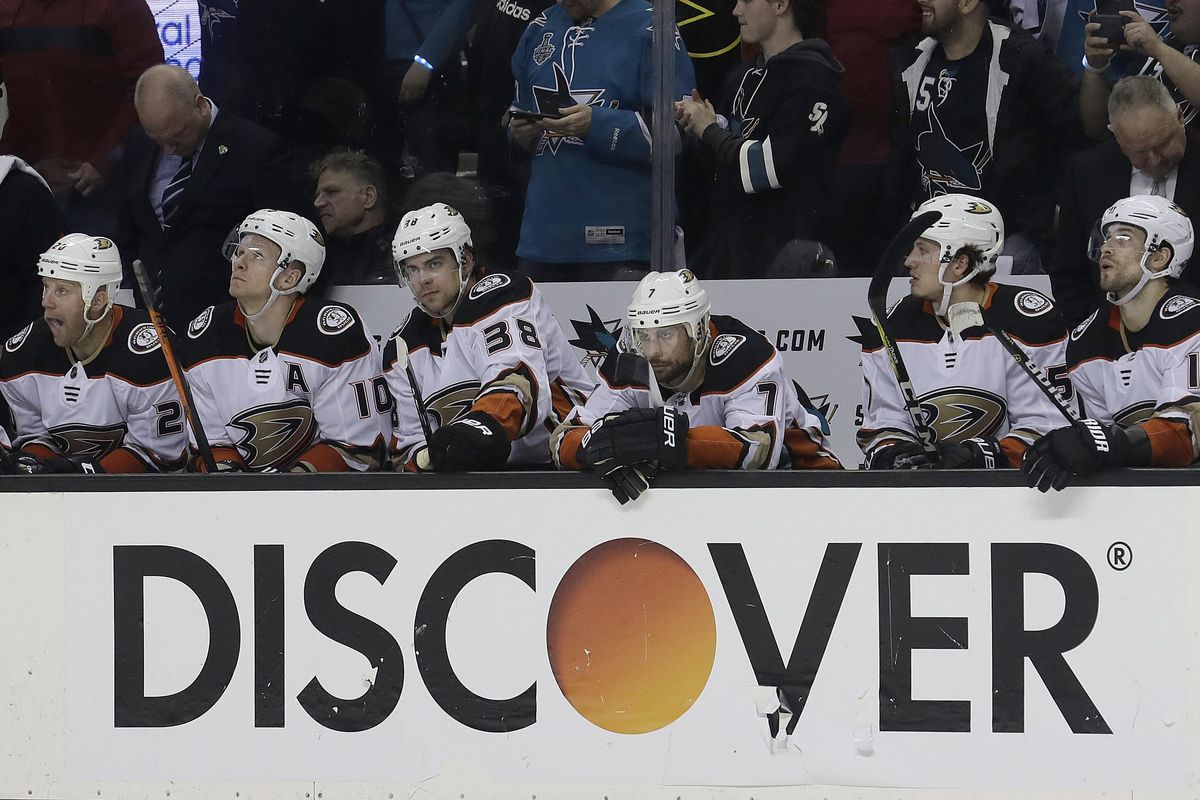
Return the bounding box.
[391,202,474,317]
[913,194,1005,315]
[223,209,326,319]
[37,234,123,332]
[1089,195,1194,306]
[626,269,712,373]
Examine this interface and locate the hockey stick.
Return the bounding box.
[867,210,943,459]
[392,336,435,445]
[611,351,664,408]
[130,259,218,473]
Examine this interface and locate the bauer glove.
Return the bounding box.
[428,411,512,470]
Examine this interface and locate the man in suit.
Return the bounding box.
[1052,75,1200,327]
[115,65,304,327]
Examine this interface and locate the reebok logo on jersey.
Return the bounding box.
[188,306,214,339]
[496,0,531,21]
[1161,295,1200,319]
[709,334,746,366]
[1082,419,1110,453]
[1015,290,1052,317]
[5,322,32,352]
[127,323,161,355]
[318,306,354,335]
[468,274,511,300]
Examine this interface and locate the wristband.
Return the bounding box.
[413,55,434,72]
[1081,54,1109,75]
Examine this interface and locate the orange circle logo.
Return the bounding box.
[546,538,716,734]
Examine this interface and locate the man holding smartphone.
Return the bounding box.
[1080,0,1200,138]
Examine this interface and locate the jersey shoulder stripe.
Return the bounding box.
[701,315,776,395]
[452,273,536,328]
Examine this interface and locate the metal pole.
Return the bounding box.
[651,0,676,273]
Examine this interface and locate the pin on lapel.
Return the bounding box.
[218,145,228,155]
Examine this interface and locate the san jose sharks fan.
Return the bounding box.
[1024,195,1200,491]
[0,234,187,473]
[553,269,842,503]
[859,194,1069,470]
[383,202,594,470]
[181,209,386,472]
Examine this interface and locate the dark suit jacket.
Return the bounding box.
[114,108,304,327]
[1050,129,1200,327]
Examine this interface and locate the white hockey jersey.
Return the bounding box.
[858,283,1069,467]
[555,315,842,470]
[0,306,187,472]
[382,273,595,467]
[182,299,387,472]
[1066,286,1200,465]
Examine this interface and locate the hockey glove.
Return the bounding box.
[580,407,689,471]
[1021,420,1136,493]
[933,437,1005,469]
[601,461,658,505]
[12,452,104,474]
[428,411,512,471]
[867,440,934,470]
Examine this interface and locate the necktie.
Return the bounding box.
[161,156,193,228]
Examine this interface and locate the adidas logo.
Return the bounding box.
[495,0,531,20]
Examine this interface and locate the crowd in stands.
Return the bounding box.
[3,0,1200,483]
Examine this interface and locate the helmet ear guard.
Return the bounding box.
[37,234,124,333]
[1092,194,1194,306]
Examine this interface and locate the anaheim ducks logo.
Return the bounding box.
[1161,295,1200,319]
[48,423,126,458]
[93,237,115,250]
[964,201,993,215]
[127,323,161,354]
[918,386,1007,442]
[468,273,510,300]
[424,380,480,427]
[1113,401,1155,427]
[1015,290,1052,317]
[318,305,354,335]
[229,399,316,470]
[709,333,745,366]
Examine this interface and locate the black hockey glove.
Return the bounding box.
[867,440,934,470]
[933,437,1006,469]
[601,461,658,505]
[0,448,14,475]
[1021,420,1138,493]
[12,452,104,474]
[580,407,689,471]
[428,411,512,471]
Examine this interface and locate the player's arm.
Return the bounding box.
[1137,339,1200,466]
[683,357,790,470]
[102,377,189,473]
[552,364,640,470]
[182,359,247,472]
[858,343,925,468]
[1000,334,1071,468]
[302,332,387,473]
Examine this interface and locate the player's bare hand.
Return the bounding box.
[68,162,103,197]
[400,62,433,104]
[508,113,540,149]
[675,90,717,137]
[539,104,592,139]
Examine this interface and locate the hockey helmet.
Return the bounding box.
[626,268,712,365]
[391,203,474,317]
[1089,195,1193,305]
[224,209,326,318]
[912,194,1005,315]
[37,234,123,329]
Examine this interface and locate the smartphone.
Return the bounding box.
[1092,14,1128,45]
[1094,0,1134,13]
[510,109,561,122]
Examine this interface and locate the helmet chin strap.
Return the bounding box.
[935,258,983,316]
[240,262,301,321]
[1107,249,1168,307]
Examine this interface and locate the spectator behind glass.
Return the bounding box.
[1051,75,1200,326]
[676,0,848,278]
[891,0,1085,275]
[308,151,395,295]
[823,0,920,275]
[0,0,163,231]
[0,158,64,336]
[1080,0,1200,138]
[114,65,307,328]
[508,0,696,282]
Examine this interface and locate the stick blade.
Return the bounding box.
[868,210,942,315]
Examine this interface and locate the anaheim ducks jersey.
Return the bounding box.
[382,273,595,467]
[0,306,187,472]
[554,315,842,470]
[182,299,386,472]
[1066,285,1200,465]
[858,283,1068,466]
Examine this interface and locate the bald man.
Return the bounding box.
[113,65,308,326]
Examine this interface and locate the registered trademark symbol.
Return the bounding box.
[1108,542,1132,571]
